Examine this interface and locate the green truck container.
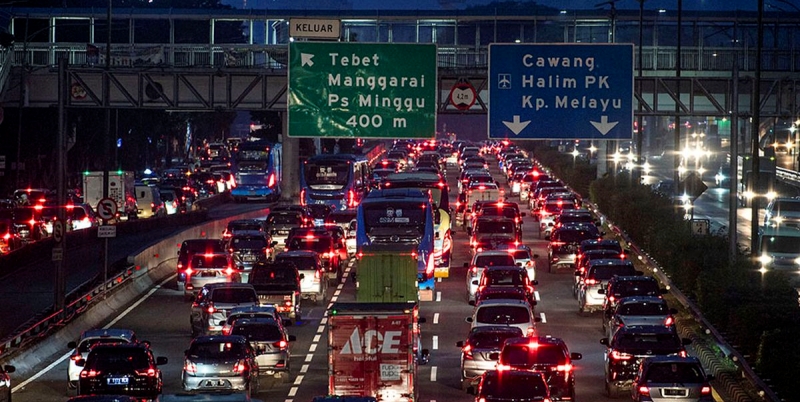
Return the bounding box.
[355,244,419,303]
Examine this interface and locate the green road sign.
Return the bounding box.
[288,42,437,139]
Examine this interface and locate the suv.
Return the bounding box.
[75,344,167,400]
[473,265,538,308]
[228,231,274,279]
[190,283,259,337]
[464,251,517,303]
[763,197,800,228]
[182,335,259,395]
[495,336,583,401]
[248,261,302,322]
[466,299,539,337]
[325,210,358,256]
[548,223,603,273]
[456,326,525,391]
[183,251,240,301]
[577,259,638,314]
[67,329,139,389]
[631,356,714,401]
[600,325,692,398]
[604,296,677,342]
[601,275,666,318]
[176,239,226,287]
[537,200,577,239]
[470,216,520,257]
[266,209,309,251]
[0,365,14,402]
[222,219,267,242]
[285,231,343,285]
[221,305,282,335]
[470,370,551,401]
[273,250,327,305]
[229,317,296,382]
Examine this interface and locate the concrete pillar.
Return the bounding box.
[281,112,300,203]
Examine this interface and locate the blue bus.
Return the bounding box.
[356,188,436,291]
[230,140,282,202]
[300,154,371,211]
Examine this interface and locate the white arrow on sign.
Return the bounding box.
[502,115,531,135]
[301,53,315,67]
[590,116,619,135]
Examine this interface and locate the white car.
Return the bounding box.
[67,328,139,389]
[465,299,539,337]
[464,250,517,303]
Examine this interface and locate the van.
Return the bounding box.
[758,225,800,271]
[134,184,164,219]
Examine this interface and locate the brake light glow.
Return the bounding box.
[185,267,193,276]
[610,350,633,360]
[135,368,157,377]
[184,360,197,374]
[584,279,598,285]
[207,305,216,314]
[463,344,474,360]
[426,254,435,277]
[233,360,248,373]
[347,189,356,208]
[70,354,82,361]
[555,364,572,372]
[274,340,288,349]
[80,369,100,378]
[664,316,674,326]
[225,266,235,275]
[300,189,307,207]
[637,385,650,396]
[700,386,711,395]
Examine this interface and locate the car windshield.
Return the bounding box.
[474,255,516,267]
[78,338,130,353]
[588,265,636,280]
[288,237,334,253]
[230,222,262,232]
[554,228,600,243]
[760,235,800,254]
[483,270,526,286]
[476,306,530,324]
[618,302,669,316]
[615,333,681,349]
[188,341,246,359]
[268,213,302,225]
[211,288,257,303]
[475,220,515,234]
[231,237,267,250]
[190,255,228,269]
[480,374,549,398]
[645,362,705,383]
[501,344,567,366]
[275,257,317,270]
[613,281,660,297]
[231,324,282,342]
[773,201,800,213]
[87,349,149,370]
[481,208,518,219]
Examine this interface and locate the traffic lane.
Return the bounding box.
[11,263,333,402]
[0,202,268,339]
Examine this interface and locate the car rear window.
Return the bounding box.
[288,237,333,253]
[501,343,567,365]
[613,280,660,297]
[510,250,530,260]
[190,255,228,269]
[275,257,317,270]
[269,213,302,225]
[618,302,669,316]
[553,228,600,243]
[231,236,267,250]
[87,349,149,370]
[188,341,246,359]
[645,362,705,383]
[250,266,296,284]
[588,265,636,280]
[476,306,530,324]
[231,323,282,342]
[78,338,130,353]
[211,288,257,304]
[483,270,526,286]
[474,255,515,267]
[480,373,548,398]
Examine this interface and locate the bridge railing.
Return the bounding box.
[9,42,800,73]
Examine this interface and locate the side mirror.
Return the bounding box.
[418,317,427,324]
[706,374,715,381]
[456,341,464,347]
[465,317,474,323]
[288,335,297,342]
[571,352,583,360]
[600,338,609,346]
[468,300,475,306]
[472,280,479,285]
[74,359,85,367]
[488,352,500,360]
[156,356,168,365]
[532,280,538,286]
[600,231,606,236]
[533,254,539,258]
[435,232,440,239]
[271,241,278,247]
[68,341,77,349]
[2,365,14,373]
[516,262,522,267]
[218,320,227,326]
[574,271,582,277]
[635,270,645,276]
[299,273,305,280]
[660,288,669,295]
[283,319,293,327]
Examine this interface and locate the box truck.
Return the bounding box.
[355,245,419,303]
[327,302,429,402]
[82,171,138,220]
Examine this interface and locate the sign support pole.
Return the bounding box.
[54,56,67,318]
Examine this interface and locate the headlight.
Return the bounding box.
[758,254,773,265]
[795,257,800,266]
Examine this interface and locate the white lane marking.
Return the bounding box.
[305,353,314,362]
[320,317,328,325]
[294,375,304,385]
[540,313,547,324]
[301,364,309,373]
[337,283,344,290]
[317,325,325,333]
[13,274,175,393]
[285,399,293,402]
[436,291,441,302]
[433,313,439,324]
[430,366,438,382]
[289,387,298,396]
[437,277,442,282]
[313,334,321,343]
[309,343,318,353]
[534,290,541,302]
[334,289,341,297]
[432,336,439,350]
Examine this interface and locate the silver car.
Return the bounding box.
[229,317,296,382]
[464,251,516,303]
[577,259,636,314]
[631,356,714,402]
[455,326,523,391]
[184,253,241,301]
[273,250,327,305]
[605,296,677,342]
[182,335,259,395]
[465,299,539,337]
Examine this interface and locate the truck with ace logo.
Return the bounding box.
[327,302,429,401]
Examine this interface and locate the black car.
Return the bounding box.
[494,336,582,401]
[599,325,691,398]
[547,223,603,272]
[600,275,667,320]
[76,344,167,399]
[469,369,551,401]
[0,365,14,402]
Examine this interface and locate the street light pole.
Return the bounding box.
[636,0,645,183]
[750,0,764,255]
[673,0,682,198]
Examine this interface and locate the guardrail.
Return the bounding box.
[777,167,800,188]
[591,206,779,402]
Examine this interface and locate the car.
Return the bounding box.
[573,239,626,294]
[220,305,283,335]
[183,251,241,301]
[470,216,520,257]
[573,248,628,297]
[229,316,296,382]
[600,325,692,398]
[182,335,260,395]
[66,396,139,402]
[456,326,524,391]
[494,244,538,281]
[468,201,525,235]
[11,206,48,243]
[75,343,167,399]
[548,223,603,272]
[176,239,226,287]
[159,188,180,215]
[266,209,310,251]
[464,251,517,303]
[325,210,357,256]
[223,219,268,242]
[763,197,800,228]
[577,259,638,314]
[466,299,540,337]
[0,365,15,402]
[247,261,303,322]
[473,286,530,305]
[495,336,583,401]
[538,200,578,239]
[190,283,259,337]
[228,231,274,280]
[631,356,714,401]
[285,231,344,285]
[473,265,538,308]
[134,184,165,219]
[601,275,666,318]
[67,328,139,389]
[604,296,678,342]
[273,250,327,305]
[0,218,24,254]
[469,369,551,401]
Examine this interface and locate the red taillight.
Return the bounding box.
[80,369,100,378]
[135,367,157,377]
[284,299,293,307]
[226,266,235,276]
[300,188,307,207]
[185,267,193,276]
[28,218,36,226]
[314,269,321,279]
[463,344,474,360]
[700,385,711,395]
[222,325,232,335]
[608,295,616,303]
[637,385,650,396]
[268,172,276,188]
[584,278,598,285]
[184,360,197,374]
[207,305,216,314]
[347,189,356,208]
[610,350,633,360]
[2,233,9,240]
[70,354,82,361]
[555,364,572,372]
[233,360,248,373]
[274,340,288,349]
[664,316,674,326]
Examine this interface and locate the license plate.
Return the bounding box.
[663,389,688,397]
[314,219,324,226]
[200,271,218,277]
[243,255,257,262]
[314,199,327,205]
[107,377,129,385]
[202,379,231,388]
[277,230,289,235]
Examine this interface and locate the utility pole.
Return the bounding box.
[729,59,739,261]
[750,0,764,254]
[54,56,67,318]
[636,0,645,184]
[673,0,682,197]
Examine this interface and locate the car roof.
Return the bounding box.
[587,259,635,267]
[617,295,668,305]
[474,299,531,308]
[192,335,248,344]
[80,328,136,341]
[275,250,320,258]
[503,335,567,347]
[203,282,255,290]
[615,324,678,335]
[469,325,525,335]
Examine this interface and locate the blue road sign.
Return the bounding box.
[488,43,633,140]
